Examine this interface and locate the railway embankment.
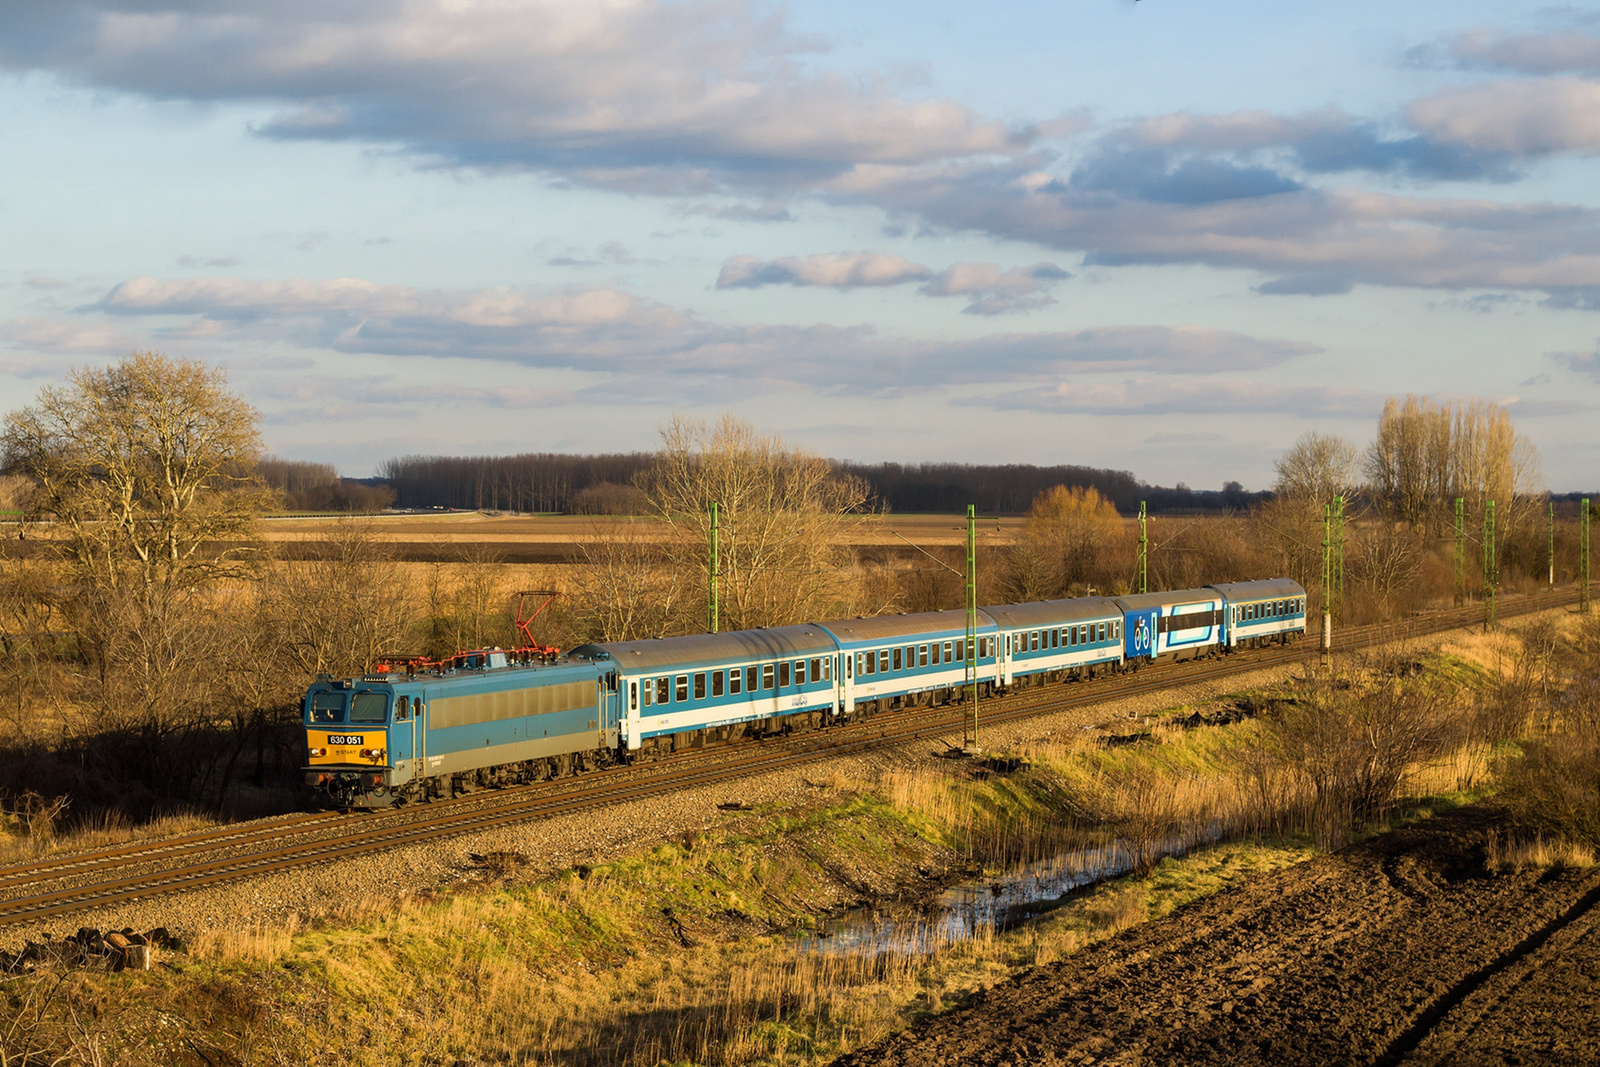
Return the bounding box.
[5,608,1578,1066]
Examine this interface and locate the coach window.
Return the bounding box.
[823,658,832,681]
[761,664,774,689]
[892,647,902,671]
[730,668,742,695]
[795,660,806,686]
[779,661,791,687]
[694,673,706,700]
[916,644,927,667]
[712,671,724,698]
[873,650,884,673]
[742,666,754,692]
[658,678,671,704]
[955,638,966,663]
[629,683,638,711]
[810,657,822,683]
[675,675,689,702]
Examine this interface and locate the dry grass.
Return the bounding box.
[0,804,218,865]
[1484,831,1596,873]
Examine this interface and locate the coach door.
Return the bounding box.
[837,653,853,717]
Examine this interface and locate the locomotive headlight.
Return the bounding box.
[308,747,326,757]
[360,748,386,760]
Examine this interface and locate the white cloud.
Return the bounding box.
[0,1,1022,193]
[82,275,1317,398]
[985,378,1381,417]
[1408,78,1600,154]
[716,252,932,289]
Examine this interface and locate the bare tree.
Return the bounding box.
[1004,485,1124,599]
[1365,394,1544,535]
[1274,432,1357,509]
[639,415,873,632]
[263,520,412,677]
[1,352,268,597]
[564,518,685,642]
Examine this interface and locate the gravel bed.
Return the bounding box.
[0,617,1512,951]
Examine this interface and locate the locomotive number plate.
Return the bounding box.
[326,735,363,746]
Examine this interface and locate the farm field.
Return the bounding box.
[836,804,1600,1067]
[256,510,1026,545]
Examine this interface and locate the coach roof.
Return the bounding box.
[1208,578,1307,601]
[574,625,836,672]
[984,597,1123,629]
[814,608,996,646]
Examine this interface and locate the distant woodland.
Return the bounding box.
[371,452,1263,516]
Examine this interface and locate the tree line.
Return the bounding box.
[376,452,1264,515]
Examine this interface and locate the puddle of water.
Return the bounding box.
[799,829,1219,957]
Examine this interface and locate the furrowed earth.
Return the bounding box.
[834,804,1600,1067]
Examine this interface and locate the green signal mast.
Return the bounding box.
[1320,495,1345,652]
[1483,499,1497,631]
[1454,497,1466,607]
[1137,500,1148,594]
[708,500,720,634]
[1583,498,1592,614]
[1549,499,1556,589]
[963,504,980,753]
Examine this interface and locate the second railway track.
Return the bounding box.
[0,591,1574,930]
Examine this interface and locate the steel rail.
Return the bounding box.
[0,590,1575,929]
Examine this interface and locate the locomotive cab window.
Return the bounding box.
[395,696,410,720]
[350,693,387,723]
[310,693,344,723]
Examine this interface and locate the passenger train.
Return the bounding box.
[303,578,1307,808]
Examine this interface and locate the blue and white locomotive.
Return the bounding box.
[303,577,1306,808]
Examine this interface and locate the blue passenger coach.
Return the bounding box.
[816,608,999,712]
[574,626,840,756]
[986,597,1124,686]
[1115,587,1226,664]
[1213,578,1307,648]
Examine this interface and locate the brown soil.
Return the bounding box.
[834,806,1600,1067]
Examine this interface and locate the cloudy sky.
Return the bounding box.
[4,1,1600,489]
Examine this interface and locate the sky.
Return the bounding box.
[4,2,1600,490]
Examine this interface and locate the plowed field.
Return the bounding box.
[835,807,1600,1067]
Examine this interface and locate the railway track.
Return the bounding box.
[0,590,1576,930]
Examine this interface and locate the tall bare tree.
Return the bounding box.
[1364,394,1543,535]
[1,352,268,596]
[639,415,873,633]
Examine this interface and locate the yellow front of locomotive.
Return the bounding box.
[303,683,394,807]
